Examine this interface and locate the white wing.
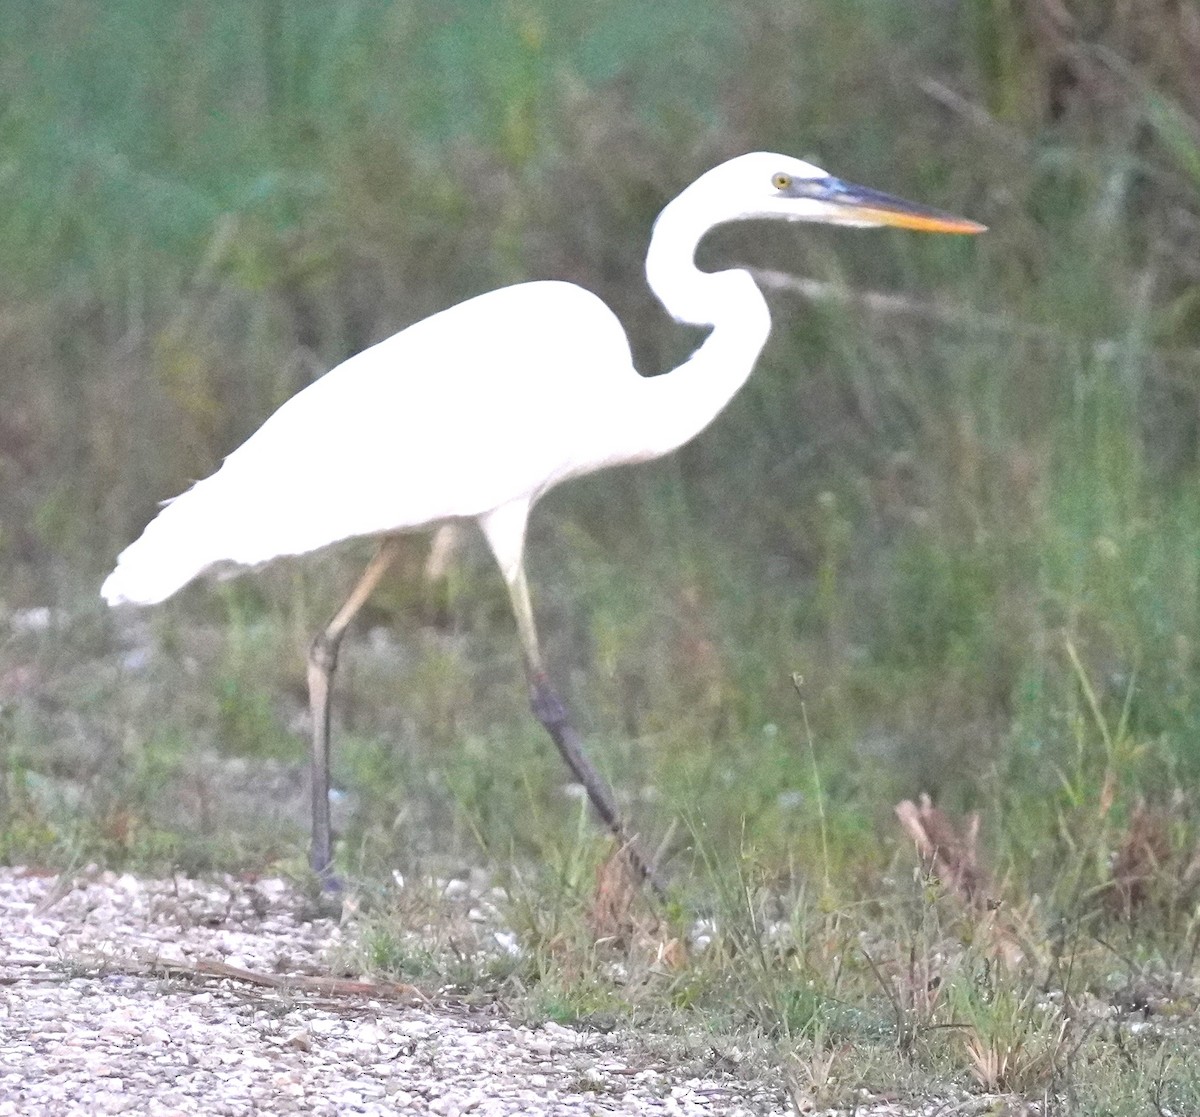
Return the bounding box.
[102,281,636,604]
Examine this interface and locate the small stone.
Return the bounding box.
[115,874,142,895]
[350,1021,386,1044]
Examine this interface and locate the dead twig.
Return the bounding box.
[77,951,428,1002]
[750,269,1200,381]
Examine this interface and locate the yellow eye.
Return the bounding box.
[772,172,792,190]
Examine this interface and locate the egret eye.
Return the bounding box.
[772,172,792,190]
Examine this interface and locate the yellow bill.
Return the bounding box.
[816,178,986,233]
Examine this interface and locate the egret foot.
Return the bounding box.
[309,849,345,894]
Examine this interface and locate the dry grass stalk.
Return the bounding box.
[785,1042,846,1113]
[586,844,689,970]
[586,844,645,949]
[895,793,987,904]
[895,794,1024,968]
[1103,802,1171,920]
[963,1016,1066,1095]
[1101,799,1200,922]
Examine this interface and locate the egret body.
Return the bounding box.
[102,153,983,891]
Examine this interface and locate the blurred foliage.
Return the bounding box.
[1,0,1200,907]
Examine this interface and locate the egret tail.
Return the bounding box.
[100,485,236,606]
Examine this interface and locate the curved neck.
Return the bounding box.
[634,192,772,460]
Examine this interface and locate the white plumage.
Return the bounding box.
[101,281,635,604]
[102,152,983,888]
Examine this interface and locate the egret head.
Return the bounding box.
[680,151,986,234]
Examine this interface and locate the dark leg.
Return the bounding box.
[481,500,668,900]
[307,537,404,884]
[529,672,667,900]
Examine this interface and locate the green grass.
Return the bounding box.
[4,0,1200,1111]
[318,821,1200,1112]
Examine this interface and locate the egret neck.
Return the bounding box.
[637,189,773,462]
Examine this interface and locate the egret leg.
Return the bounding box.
[506,560,667,899]
[421,523,461,629]
[308,537,405,882]
[479,500,667,897]
[423,522,461,584]
[527,670,667,898]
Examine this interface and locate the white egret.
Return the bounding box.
[101,152,984,892]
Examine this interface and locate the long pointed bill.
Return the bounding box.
[822,179,986,234]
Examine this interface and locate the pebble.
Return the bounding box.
[1,866,795,1116]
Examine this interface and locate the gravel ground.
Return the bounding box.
[0,866,792,1116]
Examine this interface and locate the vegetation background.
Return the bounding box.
[3,1,1200,1109]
